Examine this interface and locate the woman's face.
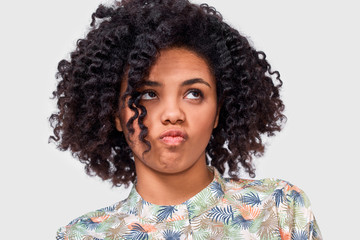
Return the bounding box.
[116,47,219,175]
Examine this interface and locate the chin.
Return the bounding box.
[155,162,187,174]
[156,159,199,175]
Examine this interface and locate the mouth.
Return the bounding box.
[159,129,188,146]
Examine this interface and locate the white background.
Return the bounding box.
[1,0,359,239]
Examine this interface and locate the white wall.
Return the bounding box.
[1,0,358,239]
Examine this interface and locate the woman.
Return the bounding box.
[51,0,322,239]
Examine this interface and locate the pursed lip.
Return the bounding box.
[159,129,188,146]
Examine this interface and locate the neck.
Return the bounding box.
[134,159,213,205]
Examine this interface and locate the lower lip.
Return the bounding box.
[161,136,185,145]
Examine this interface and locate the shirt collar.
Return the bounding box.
[121,166,226,222]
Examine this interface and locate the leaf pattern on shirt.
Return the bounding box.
[56,167,322,240]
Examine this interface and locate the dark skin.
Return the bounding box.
[115,48,219,205]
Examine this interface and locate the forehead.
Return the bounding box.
[120,47,216,94]
[148,47,215,84]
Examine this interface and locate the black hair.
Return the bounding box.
[50,0,286,187]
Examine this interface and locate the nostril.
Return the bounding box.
[161,109,185,124]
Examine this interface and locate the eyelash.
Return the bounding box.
[141,90,158,100]
[186,89,203,100]
[140,89,204,100]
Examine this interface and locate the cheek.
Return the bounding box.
[188,105,217,134]
[119,106,141,142]
[120,106,157,151]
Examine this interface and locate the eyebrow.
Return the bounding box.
[143,78,211,88]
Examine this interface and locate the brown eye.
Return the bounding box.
[185,89,203,100]
[141,90,158,100]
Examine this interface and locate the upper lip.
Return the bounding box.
[159,129,188,140]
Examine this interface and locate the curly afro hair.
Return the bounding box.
[50,0,286,187]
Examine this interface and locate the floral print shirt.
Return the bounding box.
[56,167,322,240]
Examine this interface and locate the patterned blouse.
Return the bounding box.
[56,167,322,239]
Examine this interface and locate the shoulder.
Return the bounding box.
[223,177,296,194]
[56,200,128,240]
[222,177,312,208]
[221,177,322,239]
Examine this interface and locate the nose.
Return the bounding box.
[160,99,185,125]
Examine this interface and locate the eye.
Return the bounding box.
[141,90,158,100]
[185,89,203,100]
